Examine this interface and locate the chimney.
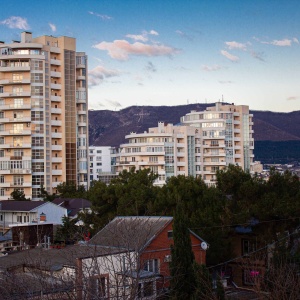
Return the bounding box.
[21,31,32,43]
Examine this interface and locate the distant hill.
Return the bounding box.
[88,104,300,164]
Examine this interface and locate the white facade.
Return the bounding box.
[116,103,255,186]
[0,201,67,230]
[89,146,114,182]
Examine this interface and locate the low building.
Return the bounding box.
[0,216,208,299]
[0,200,67,234]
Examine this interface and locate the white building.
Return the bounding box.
[89,146,114,182]
[0,200,67,233]
[116,103,255,186]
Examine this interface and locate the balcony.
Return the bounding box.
[52,182,62,188]
[50,83,61,90]
[10,169,31,174]
[0,65,30,72]
[51,108,62,114]
[3,91,31,98]
[51,95,61,102]
[76,75,86,80]
[51,120,62,126]
[52,132,62,138]
[52,170,62,176]
[50,47,61,54]
[0,103,31,110]
[9,129,31,135]
[0,79,30,85]
[51,145,62,151]
[50,59,61,66]
[77,110,87,115]
[52,157,62,163]
[50,71,61,78]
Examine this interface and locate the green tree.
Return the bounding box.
[56,181,87,198]
[38,185,56,202]
[10,189,30,201]
[170,202,197,299]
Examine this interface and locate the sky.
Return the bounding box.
[0,0,299,112]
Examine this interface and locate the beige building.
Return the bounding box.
[116,122,202,185]
[116,103,254,186]
[0,32,88,200]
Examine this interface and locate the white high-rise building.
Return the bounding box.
[0,32,89,200]
[116,103,254,186]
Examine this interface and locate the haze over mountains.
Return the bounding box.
[88,104,300,164]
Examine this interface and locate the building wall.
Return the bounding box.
[0,32,89,200]
[89,146,113,182]
[115,122,201,186]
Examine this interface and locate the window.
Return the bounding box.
[13,137,23,147]
[89,276,106,298]
[13,124,23,134]
[14,98,23,108]
[243,269,260,285]
[0,111,4,118]
[242,239,256,256]
[144,259,159,273]
[0,188,4,196]
[13,175,24,186]
[0,175,4,183]
[12,73,23,83]
[0,150,4,157]
[167,230,173,239]
[149,156,158,163]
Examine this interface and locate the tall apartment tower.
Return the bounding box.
[0,32,89,200]
[181,103,254,184]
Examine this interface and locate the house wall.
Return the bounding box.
[35,202,67,224]
[141,222,206,291]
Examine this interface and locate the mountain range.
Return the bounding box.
[88,104,300,164]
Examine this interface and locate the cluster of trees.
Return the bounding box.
[51,165,300,267]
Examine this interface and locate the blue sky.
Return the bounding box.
[1,0,299,112]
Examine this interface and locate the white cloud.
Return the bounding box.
[270,39,292,46]
[225,41,247,50]
[149,30,159,36]
[202,65,222,72]
[126,34,148,42]
[88,65,122,87]
[93,40,180,60]
[220,50,239,62]
[0,16,30,30]
[255,37,298,47]
[49,23,56,32]
[88,11,113,20]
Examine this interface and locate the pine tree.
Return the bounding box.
[170,202,197,299]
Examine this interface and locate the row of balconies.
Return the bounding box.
[0,79,31,85]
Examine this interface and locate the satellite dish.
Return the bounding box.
[201,242,208,250]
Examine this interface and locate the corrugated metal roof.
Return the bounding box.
[89,216,173,252]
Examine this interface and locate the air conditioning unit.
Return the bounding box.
[164,255,171,262]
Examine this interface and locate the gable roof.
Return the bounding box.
[52,198,91,217]
[0,201,46,212]
[89,216,173,252]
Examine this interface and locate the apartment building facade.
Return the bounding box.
[116,103,254,186]
[115,122,202,185]
[89,146,114,182]
[0,32,89,200]
[181,102,254,184]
